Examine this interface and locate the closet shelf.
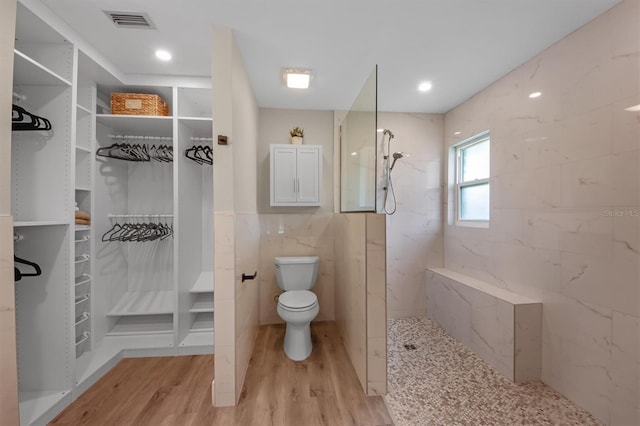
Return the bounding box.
[75,254,90,264]
[75,225,91,231]
[108,315,174,335]
[190,271,214,293]
[76,145,92,153]
[76,104,92,115]
[19,390,72,426]
[14,220,68,227]
[189,299,213,313]
[13,49,72,87]
[74,274,92,287]
[180,331,214,348]
[75,186,91,192]
[96,114,173,137]
[190,312,214,332]
[107,290,174,316]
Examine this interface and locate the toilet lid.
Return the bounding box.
[279,290,317,310]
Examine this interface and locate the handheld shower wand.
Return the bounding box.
[390,152,404,171]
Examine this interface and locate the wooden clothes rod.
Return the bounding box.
[109,134,173,141]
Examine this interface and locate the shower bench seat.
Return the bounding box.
[426,268,542,383]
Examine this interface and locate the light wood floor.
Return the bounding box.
[50,321,393,426]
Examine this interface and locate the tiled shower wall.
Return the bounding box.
[443,1,639,423]
[378,112,444,318]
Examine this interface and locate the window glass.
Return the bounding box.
[461,140,489,182]
[459,183,490,221]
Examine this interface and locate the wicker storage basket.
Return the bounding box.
[110,93,169,116]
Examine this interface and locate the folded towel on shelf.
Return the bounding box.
[75,218,90,225]
[75,210,90,221]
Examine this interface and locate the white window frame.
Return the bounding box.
[454,131,490,227]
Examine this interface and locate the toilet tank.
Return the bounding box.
[274,256,319,291]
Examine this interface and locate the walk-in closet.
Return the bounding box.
[10,2,214,424]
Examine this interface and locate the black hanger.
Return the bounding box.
[12,104,52,131]
[14,255,42,281]
[185,145,212,165]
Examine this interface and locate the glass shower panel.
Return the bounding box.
[340,66,377,212]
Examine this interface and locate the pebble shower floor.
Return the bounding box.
[384,317,602,426]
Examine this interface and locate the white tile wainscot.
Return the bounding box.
[426,268,542,382]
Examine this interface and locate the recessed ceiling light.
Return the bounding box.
[155,49,172,61]
[418,81,433,92]
[351,152,358,156]
[377,128,384,133]
[624,104,640,112]
[454,131,461,135]
[529,91,542,98]
[283,69,312,89]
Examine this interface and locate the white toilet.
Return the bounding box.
[275,256,320,361]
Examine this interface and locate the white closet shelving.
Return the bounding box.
[12,3,74,425]
[10,2,214,424]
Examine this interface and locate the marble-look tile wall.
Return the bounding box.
[443,1,639,423]
[334,213,388,394]
[334,213,367,389]
[235,214,260,396]
[211,27,260,407]
[258,213,334,324]
[366,213,387,395]
[212,212,236,407]
[378,113,444,318]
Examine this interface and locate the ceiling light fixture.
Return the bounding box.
[283,68,312,89]
[377,128,384,133]
[418,81,433,92]
[529,91,542,98]
[155,49,172,61]
[624,104,640,112]
[454,131,461,135]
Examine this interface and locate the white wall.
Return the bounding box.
[443,1,639,423]
[0,0,19,422]
[378,112,444,318]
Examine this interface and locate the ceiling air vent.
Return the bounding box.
[104,11,155,29]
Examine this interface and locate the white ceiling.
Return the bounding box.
[39,0,620,113]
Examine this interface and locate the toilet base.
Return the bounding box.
[283,322,312,361]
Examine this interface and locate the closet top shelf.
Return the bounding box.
[14,220,68,228]
[13,50,72,87]
[96,114,173,137]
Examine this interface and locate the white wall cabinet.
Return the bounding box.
[270,144,322,206]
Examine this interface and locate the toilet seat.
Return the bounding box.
[278,290,318,311]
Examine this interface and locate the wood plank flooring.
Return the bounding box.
[50,321,393,426]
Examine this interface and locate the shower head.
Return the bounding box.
[390,151,404,171]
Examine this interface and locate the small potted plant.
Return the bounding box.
[290,127,304,144]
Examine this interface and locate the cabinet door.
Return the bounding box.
[271,146,297,204]
[296,147,320,204]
